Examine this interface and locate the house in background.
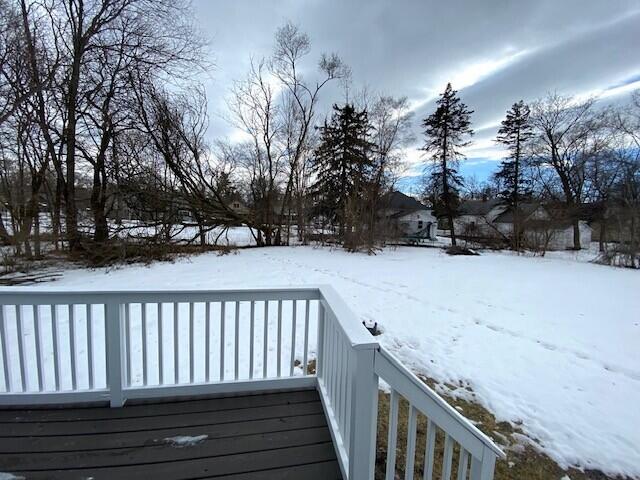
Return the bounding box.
[494,203,592,250]
[228,195,250,216]
[381,191,437,241]
[453,198,506,238]
[453,199,593,250]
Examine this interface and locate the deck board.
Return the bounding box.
[0,388,342,480]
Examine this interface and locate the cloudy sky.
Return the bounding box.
[192,0,640,188]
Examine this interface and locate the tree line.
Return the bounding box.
[422,85,639,266]
[0,1,638,267]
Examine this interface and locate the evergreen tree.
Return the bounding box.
[421,83,473,246]
[493,100,533,250]
[311,103,374,237]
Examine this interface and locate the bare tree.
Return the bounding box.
[228,59,284,245]
[271,22,348,243]
[133,81,251,249]
[529,93,606,250]
[22,0,206,251]
[365,95,414,246]
[605,91,640,267]
[229,22,347,246]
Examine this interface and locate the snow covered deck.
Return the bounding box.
[0,388,341,480]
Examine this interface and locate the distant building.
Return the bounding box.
[454,199,506,237]
[228,196,250,216]
[453,199,592,250]
[381,191,437,241]
[494,203,592,250]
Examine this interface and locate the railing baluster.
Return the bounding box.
[276,300,282,377]
[249,301,255,379]
[16,305,26,391]
[331,321,339,411]
[324,317,333,401]
[205,302,211,382]
[316,302,325,378]
[330,320,338,409]
[86,304,93,390]
[442,433,454,480]
[173,302,179,384]
[142,303,148,386]
[51,305,59,391]
[158,303,164,385]
[457,448,469,480]
[220,301,225,381]
[405,405,419,480]
[330,322,338,423]
[124,303,130,387]
[189,302,194,384]
[338,334,347,436]
[0,305,9,392]
[302,300,310,375]
[424,419,436,480]
[262,301,268,378]
[234,301,240,380]
[343,338,352,445]
[289,300,297,377]
[68,304,77,391]
[33,306,43,392]
[385,389,400,480]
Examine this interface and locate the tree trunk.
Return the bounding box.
[63,30,86,252]
[91,167,109,243]
[442,166,456,246]
[513,134,520,252]
[296,195,306,244]
[33,203,41,257]
[572,220,581,250]
[598,217,606,252]
[53,175,63,250]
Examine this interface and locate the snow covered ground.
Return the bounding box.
[1,246,639,477]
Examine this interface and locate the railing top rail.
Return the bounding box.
[318,285,379,350]
[0,286,322,304]
[376,347,506,459]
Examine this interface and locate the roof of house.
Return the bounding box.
[494,203,541,223]
[385,191,430,212]
[458,199,503,216]
[524,218,592,231]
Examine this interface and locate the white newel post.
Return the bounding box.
[348,346,378,479]
[105,300,124,407]
[470,447,497,480]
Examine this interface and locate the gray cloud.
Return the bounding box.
[193,0,640,173]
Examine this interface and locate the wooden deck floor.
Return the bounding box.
[0,388,342,479]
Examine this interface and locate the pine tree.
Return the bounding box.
[421,83,473,246]
[311,103,374,238]
[493,100,533,251]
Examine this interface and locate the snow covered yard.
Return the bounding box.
[3,246,639,478]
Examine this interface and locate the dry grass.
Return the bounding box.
[374,377,631,480]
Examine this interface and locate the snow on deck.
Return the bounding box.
[3,246,639,477]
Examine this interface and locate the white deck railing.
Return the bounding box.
[0,286,504,479]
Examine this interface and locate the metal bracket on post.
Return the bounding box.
[105,301,124,407]
[348,346,378,480]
